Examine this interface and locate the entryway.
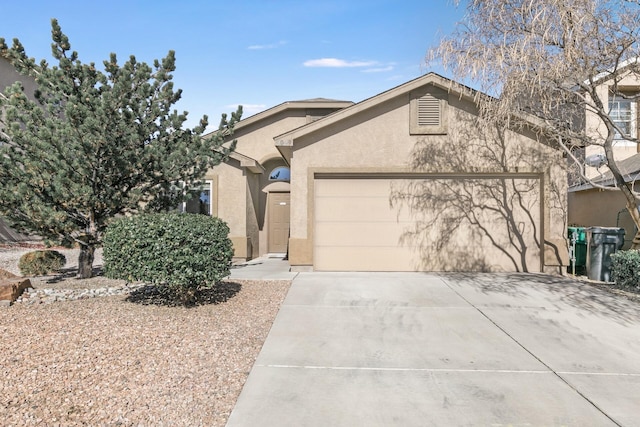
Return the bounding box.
[268,192,290,253]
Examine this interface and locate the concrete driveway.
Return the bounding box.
[226,272,640,426]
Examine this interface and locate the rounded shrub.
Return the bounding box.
[103,213,234,301]
[611,250,640,291]
[18,250,67,276]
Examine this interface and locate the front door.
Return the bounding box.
[268,192,290,253]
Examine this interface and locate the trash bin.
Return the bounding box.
[568,227,587,275]
[586,227,625,282]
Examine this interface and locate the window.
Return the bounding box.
[180,181,213,215]
[269,166,290,182]
[609,94,637,142]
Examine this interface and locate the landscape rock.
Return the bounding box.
[0,277,31,302]
[14,283,146,305]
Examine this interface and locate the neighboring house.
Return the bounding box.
[211,73,568,273]
[582,68,640,179]
[0,55,36,243]
[569,153,640,249]
[568,67,640,247]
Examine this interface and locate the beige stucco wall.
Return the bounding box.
[1,58,41,243]
[208,105,345,260]
[208,161,250,259]
[288,85,567,272]
[0,57,38,98]
[568,188,636,248]
[569,189,627,228]
[231,112,306,162]
[290,95,413,243]
[229,107,344,163]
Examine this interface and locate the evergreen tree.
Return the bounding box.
[0,19,241,278]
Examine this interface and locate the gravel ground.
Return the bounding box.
[0,247,291,426]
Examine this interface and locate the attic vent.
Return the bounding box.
[417,94,440,126]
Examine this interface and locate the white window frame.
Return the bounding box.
[179,180,213,216]
[609,94,637,146]
[269,166,290,182]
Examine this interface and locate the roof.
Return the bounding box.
[274,72,481,146]
[201,98,353,140]
[590,57,640,86]
[570,152,640,192]
[291,97,351,103]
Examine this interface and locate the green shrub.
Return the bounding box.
[18,250,66,276]
[103,213,234,302]
[611,250,640,291]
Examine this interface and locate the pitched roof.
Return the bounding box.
[201,98,353,139]
[274,72,485,146]
[570,152,640,192]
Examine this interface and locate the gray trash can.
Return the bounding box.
[586,227,625,282]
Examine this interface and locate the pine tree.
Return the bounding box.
[0,19,241,278]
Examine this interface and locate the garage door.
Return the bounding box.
[314,176,541,272]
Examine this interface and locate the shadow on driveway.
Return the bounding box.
[439,272,640,325]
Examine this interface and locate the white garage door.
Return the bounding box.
[314,176,542,272]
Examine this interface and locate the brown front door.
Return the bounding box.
[268,192,290,253]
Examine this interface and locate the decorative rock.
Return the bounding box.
[13,283,147,305]
[0,278,32,302]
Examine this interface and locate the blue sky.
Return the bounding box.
[0,0,466,130]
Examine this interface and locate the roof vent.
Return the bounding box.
[417,94,441,127]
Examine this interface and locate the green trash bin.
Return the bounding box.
[568,227,587,275]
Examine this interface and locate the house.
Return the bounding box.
[211,73,568,273]
[568,65,640,248]
[3,53,568,270]
[569,153,640,249]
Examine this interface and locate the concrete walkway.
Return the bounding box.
[226,271,640,426]
[229,255,299,281]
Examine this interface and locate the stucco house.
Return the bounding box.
[3,53,568,271]
[568,66,640,248]
[211,73,568,273]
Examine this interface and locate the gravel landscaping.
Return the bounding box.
[0,246,291,426]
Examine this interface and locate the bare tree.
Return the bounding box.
[433,0,640,246]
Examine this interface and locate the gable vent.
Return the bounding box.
[417,94,441,127]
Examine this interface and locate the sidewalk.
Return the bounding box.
[229,255,298,281]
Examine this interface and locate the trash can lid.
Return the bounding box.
[586,226,625,235]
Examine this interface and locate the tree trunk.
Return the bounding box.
[77,244,95,279]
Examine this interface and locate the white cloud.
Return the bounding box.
[303,58,378,68]
[362,65,395,73]
[247,41,287,50]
